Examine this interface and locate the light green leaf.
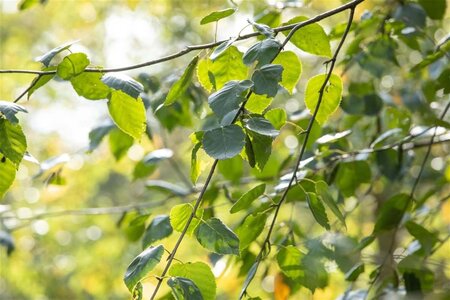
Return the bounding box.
[108,127,134,160]
[123,245,164,292]
[374,194,410,234]
[28,66,56,99]
[245,94,272,114]
[272,51,302,94]
[277,245,304,279]
[208,80,252,119]
[304,73,343,125]
[230,183,265,213]
[107,90,146,140]
[307,192,330,230]
[236,213,267,251]
[19,0,45,10]
[265,108,286,130]
[210,37,238,60]
[170,203,204,236]
[202,124,246,160]
[244,116,279,137]
[0,157,16,199]
[315,181,346,228]
[251,64,283,97]
[57,53,90,80]
[70,72,111,100]
[243,38,280,67]
[210,46,248,90]
[195,217,240,255]
[165,56,198,105]
[35,40,78,67]
[0,101,28,124]
[167,277,203,300]
[169,262,216,300]
[142,215,173,249]
[190,143,202,184]
[418,0,446,20]
[283,16,331,57]
[102,73,144,99]
[200,8,236,25]
[197,58,214,92]
[0,119,27,166]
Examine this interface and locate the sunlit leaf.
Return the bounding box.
[230,183,265,214]
[0,157,16,199]
[265,108,286,130]
[165,56,198,105]
[0,119,27,166]
[306,192,330,230]
[272,51,302,94]
[108,128,133,160]
[169,262,216,300]
[57,53,90,80]
[236,213,268,251]
[200,8,236,25]
[170,203,204,236]
[71,72,111,100]
[167,277,203,300]
[277,245,304,279]
[28,66,56,99]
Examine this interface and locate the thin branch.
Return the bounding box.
[239,6,358,299]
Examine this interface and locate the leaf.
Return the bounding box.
[251,64,283,97]
[345,263,365,281]
[170,203,203,236]
[87,121,115,152]
[316,130,351,144]
[236,213,268,251]
[246,94,273,114]
[247,131,273,171]
[394,3,427,28]
[28,66,56,99]
[265,108,286,130]
[56,53,90,80]
[167,277,203,300]
[239,262,259,299]
[282,16,331,57]
[107,90,146,140]
[243,38,281,67]
[70,72,111,100]
[142,215,173,249]
[405,221,439,255]
[195,217,240,255]
[108,128,134,160]
[250,20,274,38]
[200,8,236,25]
[218,155,243,183]
[306,192,330,230]
[244,116,279,138]
[272,51,302,94]
[0,157,16,199]
[190,143,202,184]
[145,180,191,197]
[230,183,265,214]
[133,148,173,180]
[35,40,78,67]
[102,73,144,99]
[165,56,199,105]
[169,262,216,300]
[208,46,248,90]
[210,37,238,60]
[123,245,164,292]
[202,124,246,160]
[208,80,253,119]
[315,181,346,228]
[196,58,214,93]
[0,101,28,124]
[335,161,371,197]
[277,245,304,279]
[19,0,46,10]
[0,119,27,166]
[304,73,343,125]
[373,194,410,234]
[132,282,143,300]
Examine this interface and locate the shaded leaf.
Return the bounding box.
[202,124,246,160]
[28,67,56,99]
[35,40,78,67]
[0,230,14,255]
[0,101,28,124]
[102,73,144,99]
[165,56,199,105]
[251,64,283,97]
[133,148,173,179]
[306,192,330,230]
[142,215,173,248]
[277,245,304,279]
[87,121,115,152]
[418,0,446,19]
[315,181,346,228]
[168,277,203,300]
[208,80,253,119]
[108,128,134,160]
[195,217,240,255]
[373,193,410,234]
[146,180,191,197]
[405,221,439,255]
[243,38,281,67]
[236,213,268,251]
[244,116,279,138]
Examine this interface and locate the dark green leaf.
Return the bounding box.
[394,3,426,28]
[108,128,133,160]
[123,245,164,292]
[169,262,216,300]
[102,73,144,99]
[165,56,199,105]
[200,8,236,25]
[87,122,115,152]
[244,116,279,137]
[405,221,439,255]
[236,213,268,251]
[277,245,304,279]
[142,215,173,248]
[243,38,281,67]
[71,72,111,100]
[0,230,14,256]
[315,181,346,228]
[195,217,240,255]
[208,80,253,119]
[230,183,266,214]
[272,51,302,94]
[0,157,16,199]
[35,40,77,67]
[57,53,90,80]
[202,124,246,160]
[373,194,410,234]
[247,131,273,171]
[168,277,203,300]
[418,0,446,19]
[0,101,28,124]
[251,64,283,97]
[239,262,258,299]
[191,143,202,184]
[345,263,365,281]
[170,203,203,236]
[0,119,27,166]
[306,192,330,230]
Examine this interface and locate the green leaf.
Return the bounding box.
[245,94,272,114]
[244,116,279,138]
[167,277,203,300]
[218,155,243,183]
[35,40,78,67]
[102,74,144,99]
[282,16,331,57]
[405,221,439,255]
[145,180,191,197]
[108,128,134,160]
[87,122,114,152]
[56,53,90,80]
[373,194,410,234]
[230,183,265,213]
[195,217,240,255]
[0,101,28,124]
[169,262,216,300]
[0,157,16,199]
[70,72,111,100]
[0,119,27,166]
[19,0,46,10]
[107,90,146,140]
[315,181,346,228]
[165,56,199,105]
[170,203,204,236]
[132,282,143,300]
[200,8,236,25]
[208,46,248,90]
[28,67,56,99]
[265,108,286,130]
[304,73,343,125]
[190,143,202,184]
[272,51,302,94]
[345,263,365,282]
[246,131,273,171]
[208,80,253,119]
[243,38,281,67]
[210,37,238,60]
[236,213,267,251]
[123,245,164,292]
[133,148,173,180]
[202,124,246,160]
[142,215,173,249]
[335,161,371,197]
[306,192,330,230]
[239,262,258,299]
[277,245,304,279]
[196,58,214,93]
[251,64,283,97]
